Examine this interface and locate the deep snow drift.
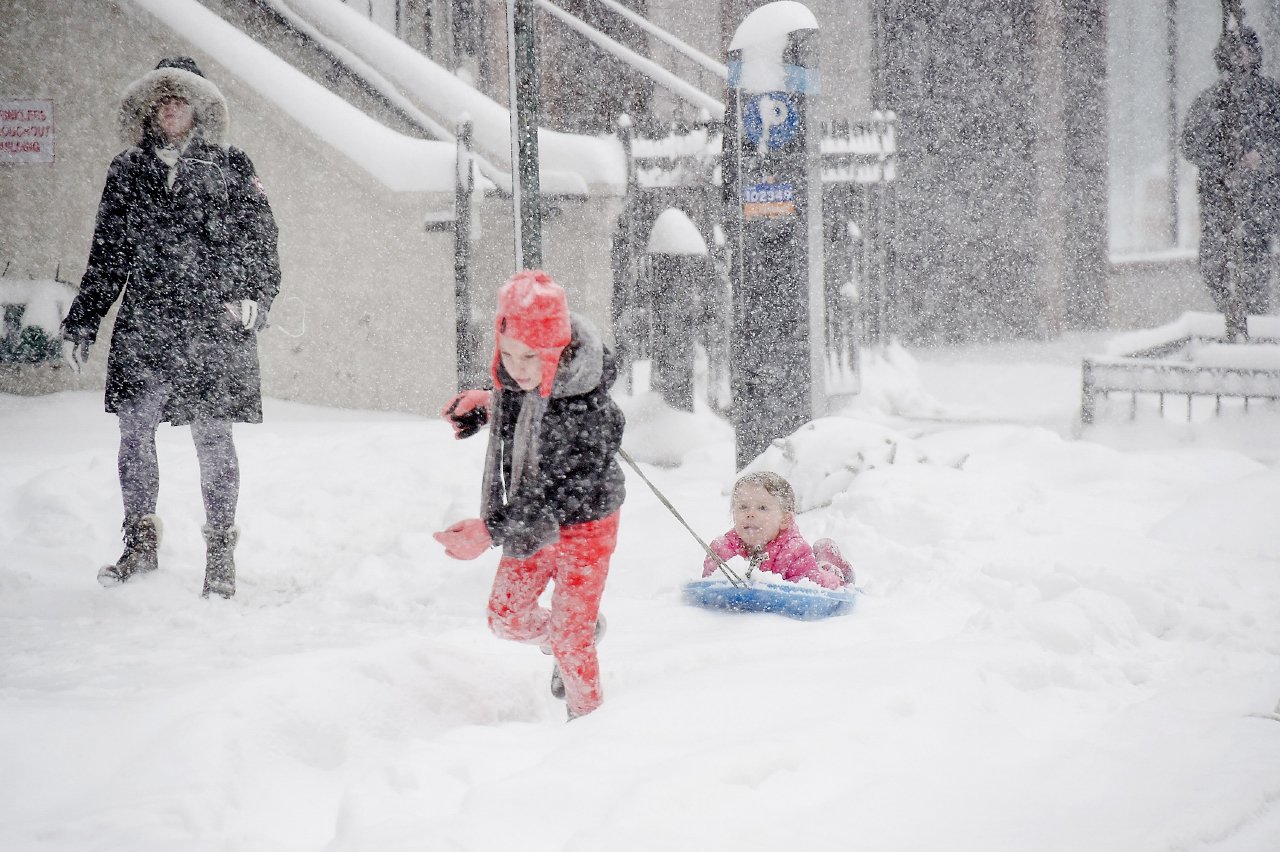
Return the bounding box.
[2,335,1279,852]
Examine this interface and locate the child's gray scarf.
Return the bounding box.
[480,314,604,523]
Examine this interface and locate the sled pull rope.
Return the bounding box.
[616,448,745,588]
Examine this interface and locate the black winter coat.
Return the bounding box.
[482,321,626,559]
[63,135,281,424]
[1181,71,1280,235]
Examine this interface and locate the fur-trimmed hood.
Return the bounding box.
[118,61,228,147]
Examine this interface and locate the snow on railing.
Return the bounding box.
[626,113,898,190]
[258,0,453,140]
[131,0,458,192]
[272,0,622,193]
[818,114,897,185]
[1081,312,1280,423]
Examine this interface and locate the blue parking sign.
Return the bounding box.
[742,92,798,152]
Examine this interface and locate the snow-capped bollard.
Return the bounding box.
[645,207,711,412]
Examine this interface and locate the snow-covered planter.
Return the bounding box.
[0,279,75,364]
[1081,312,1280,423]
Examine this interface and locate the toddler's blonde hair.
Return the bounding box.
[731,471,796,515]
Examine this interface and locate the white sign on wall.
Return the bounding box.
[1,99,55,164]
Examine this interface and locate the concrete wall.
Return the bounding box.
[0,0,622,415]
[466,192,624,365]
[1105,255,1214,329]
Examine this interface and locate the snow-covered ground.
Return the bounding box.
[3,335,1280,852]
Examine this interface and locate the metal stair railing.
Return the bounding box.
[583,0,727,80]
[533,0,724,119]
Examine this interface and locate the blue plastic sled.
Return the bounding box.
[682,578,857,621]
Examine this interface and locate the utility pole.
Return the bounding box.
[506,0,542,270]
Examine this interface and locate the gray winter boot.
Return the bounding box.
[97,514,162,586]
[549,614,607,700]
[201,524,239,599]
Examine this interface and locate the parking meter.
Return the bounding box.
[723,1,823,469]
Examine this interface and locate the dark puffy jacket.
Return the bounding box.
[63,135,281,424]
[1181,71,1280,233]
[482,319,626,558]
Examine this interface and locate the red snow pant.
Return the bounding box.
[486,512,619,717]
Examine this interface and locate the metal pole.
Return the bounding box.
[1220,0,1248,338]
[505,0,522,269]
[616,112,636,393]
[505,0,542,271]
[454,118,475,388]
[1166,0,1179,246]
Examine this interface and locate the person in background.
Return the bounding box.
[703,471,853,590]
[1181,25,1280,328]
[60,56,280,598]
[435,270,626,721]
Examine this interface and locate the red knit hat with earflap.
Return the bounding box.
[492,269,573,397]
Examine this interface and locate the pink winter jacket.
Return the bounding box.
[701,521,850,589]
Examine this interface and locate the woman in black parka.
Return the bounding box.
[61,57,281,598]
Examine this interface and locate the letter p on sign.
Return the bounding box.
[756,95,787,156]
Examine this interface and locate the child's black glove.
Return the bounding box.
[442,389,491,439]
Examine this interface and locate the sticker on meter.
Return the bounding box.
[742,180,796,220]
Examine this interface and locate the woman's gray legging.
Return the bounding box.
[117,383,239,528]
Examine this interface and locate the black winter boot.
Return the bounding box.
[201,524,239,599]
[97,515,162,587]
